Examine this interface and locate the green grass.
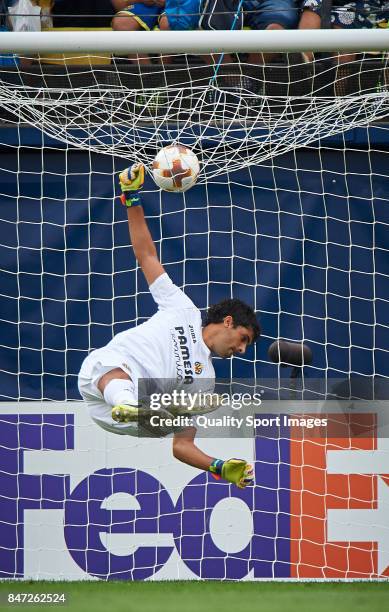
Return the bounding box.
[1,581,389,612]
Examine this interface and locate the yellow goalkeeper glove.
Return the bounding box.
[209,458,254,489]
[119,163,145,207]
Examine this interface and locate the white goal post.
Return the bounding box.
[0,29,388,54]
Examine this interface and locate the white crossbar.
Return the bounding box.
[0,29,388,54]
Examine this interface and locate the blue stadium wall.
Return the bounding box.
[0,127,388,400]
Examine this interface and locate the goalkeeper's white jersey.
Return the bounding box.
[97,272,215,396]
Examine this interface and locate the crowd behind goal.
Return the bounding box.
[1,0,388,67]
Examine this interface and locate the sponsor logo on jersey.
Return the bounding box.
[194,361,203,375]
[171,332,184,382]
[174,326,193,384]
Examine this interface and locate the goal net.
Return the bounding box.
[0,31,389,580]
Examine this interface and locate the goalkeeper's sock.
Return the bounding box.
[103,378,136,407]
[208,458,224,480]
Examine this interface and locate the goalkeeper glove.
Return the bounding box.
[209,458,254,489]
[119,163,145,207]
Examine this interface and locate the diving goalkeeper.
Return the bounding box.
[78,164,260,489]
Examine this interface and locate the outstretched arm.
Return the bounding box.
[126,206,165,286]
[173,427,254,489]
[173,427,214,470]
[119,164,165,286]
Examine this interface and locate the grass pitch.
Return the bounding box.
[0,581,389,612]
[0,581,388,612]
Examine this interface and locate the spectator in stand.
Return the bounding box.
[112,1,166,34]
[112,1,168,63]
[298,0,389,62]
[112,0,201,35]
[112,1,202,63]
[243,0,300,63]
[113,0,244,35]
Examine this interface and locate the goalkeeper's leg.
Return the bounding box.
[78,352,146,435]
[97,368,150,423]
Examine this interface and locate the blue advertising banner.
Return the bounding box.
[0,404,388,580]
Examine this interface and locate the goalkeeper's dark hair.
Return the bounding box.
[204,299,261,342]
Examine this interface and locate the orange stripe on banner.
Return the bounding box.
[289,413,384,578]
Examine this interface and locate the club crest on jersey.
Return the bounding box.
[194,361,203,375]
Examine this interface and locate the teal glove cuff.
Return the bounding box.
[120,192,142,208]
[209,459,224,478]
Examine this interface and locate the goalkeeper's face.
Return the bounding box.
[214,323,254,358]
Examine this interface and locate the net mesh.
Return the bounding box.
[1,46,389,581]
[0,53,389,399]
[0,54,389,178]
